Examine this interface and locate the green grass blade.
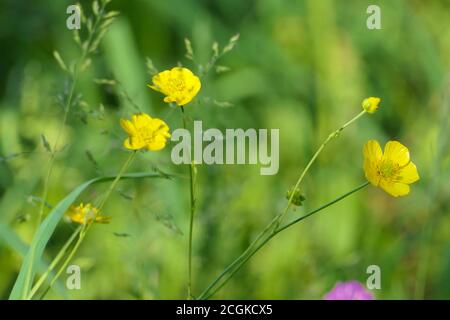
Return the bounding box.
[0,224,68,298]
[8,172,168,299]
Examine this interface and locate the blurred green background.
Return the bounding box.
[0,0,449,299]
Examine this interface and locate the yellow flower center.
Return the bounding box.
[136,124,165,145]
[168,77,186,92]
[378,160,399,180]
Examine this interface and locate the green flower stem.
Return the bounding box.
[32,151,136,299]
[196,110,367,300]
[180,106,197,299]
[96,151,137,212]
[23,3,109,299]
[197,214,281,300]
[276,110,367,228]
[39,228,87,300]
[27,226,82,299]
[33,0,103,241]
[197,109,367,300]
[22,71,78,300]
[198,181,369,300]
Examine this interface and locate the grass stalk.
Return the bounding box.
[180,106,197,299]
[32,151,136,299]
[198,182,369,299]
[197,109,368,300]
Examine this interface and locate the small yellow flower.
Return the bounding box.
[363,140,420,197]
[120,113,171,151]
[362,97,381,113]
[148,67,201,106]
[66,203,110,225]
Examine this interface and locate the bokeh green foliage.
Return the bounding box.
[0,0,449,299]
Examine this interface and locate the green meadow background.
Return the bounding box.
[0,0,449,299]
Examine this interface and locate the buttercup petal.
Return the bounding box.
[147,140,166,151]
[173,66,193,77]
[151,70,172,94]
[398,161,420,184]
[383,141,410,167]
[123,138,133,150]
[149,118,169,132]
[363,140,382,162]
[164,96,174,103]
[177,95,191,106]
[132,113,153,129]
[120,119,136,135]
[147,84,159,92]
[363,140,382,185]
[124,137,146,150]
[379,180,410,197]
[192,78,201,95]
[364,159,380,186]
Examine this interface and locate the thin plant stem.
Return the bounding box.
[22,3,109,299]
[180,106,197,299]
[97,152,137,212]
[39,228,87,300]
[197,214,281,300]
[34,0,103,230]
[198,181,369,300]
[38,79,77,222]
[27,226,82,299]
[197,110,367,299]
[33,152,136,299]
[276,110,367,228]
[22,72,78,300]
[196,110,367,300]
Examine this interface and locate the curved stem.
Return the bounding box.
[198,110,368,298]
[22,3,109,299]
[39,229,87,300]
[28,226,82,299]
[23,74,78,300]
[198,181,369,300]
[34,152,136,299]
[198,214,280,299]
[97,152,137,212]
[197,110,367,300]
[277,110,366,228]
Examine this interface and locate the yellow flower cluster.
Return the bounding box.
[120,113,171,151]
[119,67,201,151]
[66,203,110,225]
[148,67,201,106]
[363,140,419,197]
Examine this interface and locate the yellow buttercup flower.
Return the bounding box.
[362,97,381,113]
[363,140,419,197]
[148,67,201,106]
[120,113,171,151]
[66,203,110,225]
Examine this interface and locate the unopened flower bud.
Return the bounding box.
[286,187,306,206]
[362,97,381,113]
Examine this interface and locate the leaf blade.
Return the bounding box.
[9,172,169,299]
